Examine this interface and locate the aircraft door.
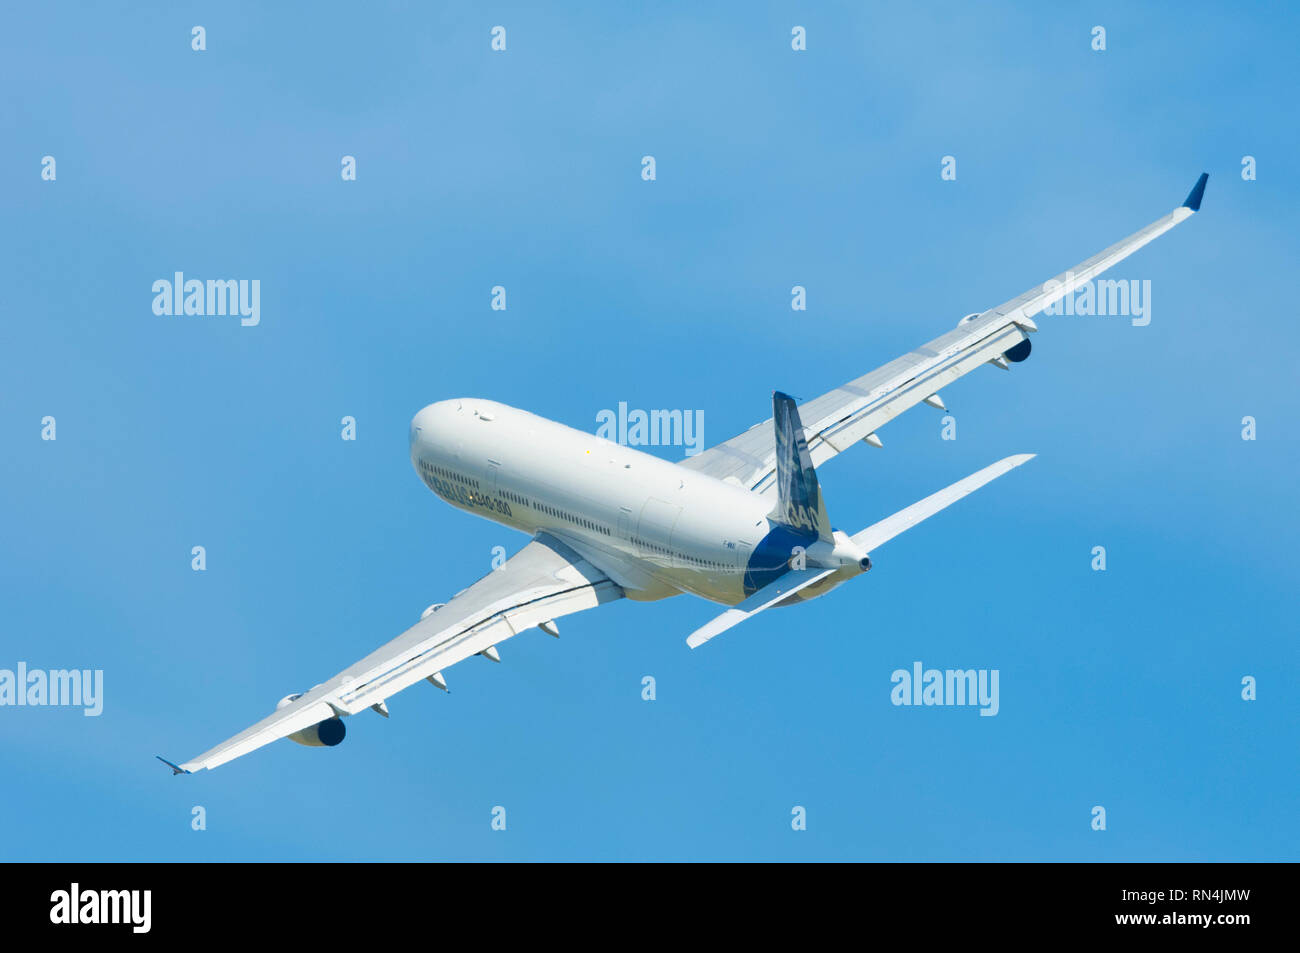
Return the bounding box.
[637,498,683,565]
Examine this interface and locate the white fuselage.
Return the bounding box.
[409,399,865,606]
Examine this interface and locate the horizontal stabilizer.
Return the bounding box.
[686,566,836,648]
[852,454,1035,553]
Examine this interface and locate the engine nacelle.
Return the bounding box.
[288,717,346,748]
[276,693,346,748]
[421,602,446,620]
[958,312,981,327]
[1004,337,1032,362]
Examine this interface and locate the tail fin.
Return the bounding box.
[770,391,834,542]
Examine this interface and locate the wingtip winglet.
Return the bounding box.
[156,755,191,776]
[1182,172,1208,212]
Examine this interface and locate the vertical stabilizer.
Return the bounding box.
[770,391,834,542]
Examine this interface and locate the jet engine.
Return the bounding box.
[1004,338,1032,362]
[288,718,346,747]
[960,311,1032,363]
[275,693,347,748]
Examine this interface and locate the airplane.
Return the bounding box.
[159,173,1208,774]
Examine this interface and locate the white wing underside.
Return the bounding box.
[177,534,622,772]
[680,204,1198,492]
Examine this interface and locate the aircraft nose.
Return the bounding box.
[410,399,471,451]
[410,402,444,448]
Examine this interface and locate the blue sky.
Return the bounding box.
[2,1,1296,860]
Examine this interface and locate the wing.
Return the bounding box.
[169,533,623,773]
[681,175,1208,494]
[685,566,837,648]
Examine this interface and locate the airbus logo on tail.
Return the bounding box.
[779,500,822,535]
